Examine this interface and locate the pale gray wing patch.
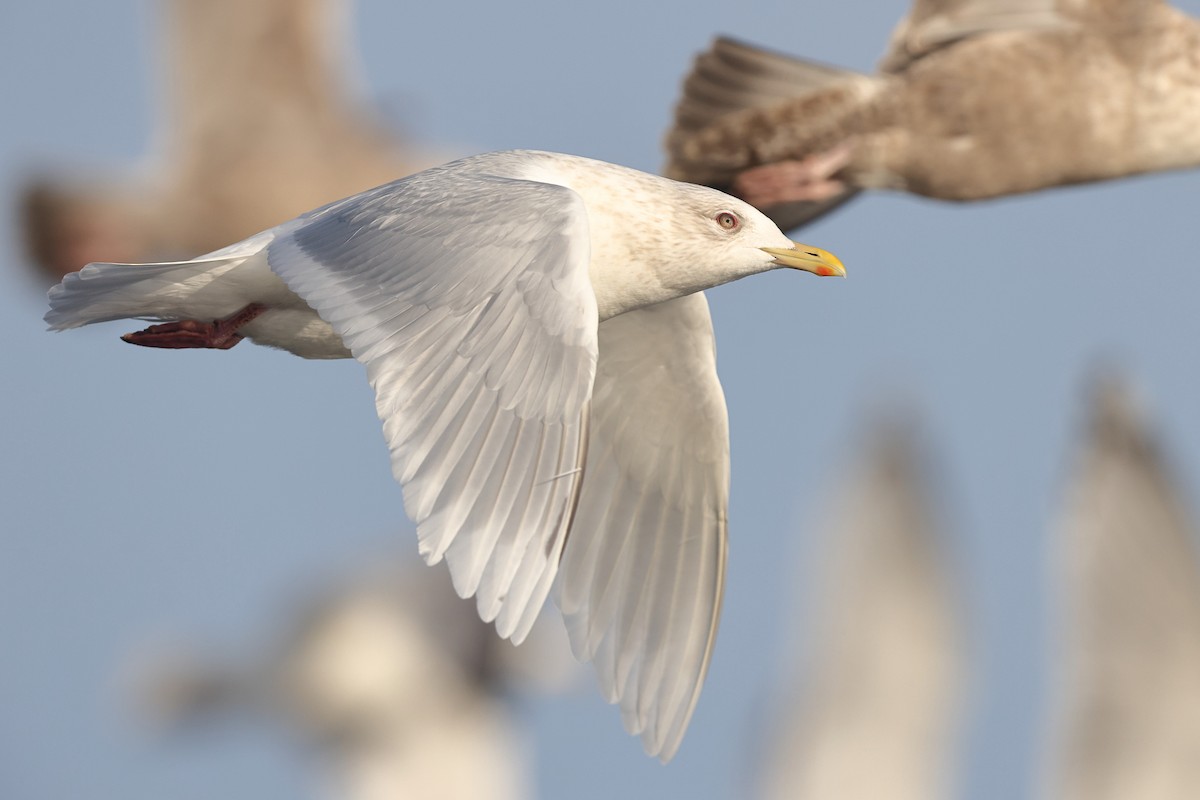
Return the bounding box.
[268,169,598,643]
[556,292,729,760]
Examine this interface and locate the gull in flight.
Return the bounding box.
[666,0,1200,231]
[46,149,845,760]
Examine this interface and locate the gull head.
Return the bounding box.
[665,186,846,284]
[525,156,845,318]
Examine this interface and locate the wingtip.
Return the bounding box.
[647,729,682,764]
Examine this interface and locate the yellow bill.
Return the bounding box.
[761,244,846,277]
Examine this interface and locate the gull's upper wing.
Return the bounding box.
[557,292,729,760]
[267,167,599,644]
[165,0,389,160]
[880,0,1072,71]
[1052,382,1200,798]
[760,422,963,800]
[159,0,430,254]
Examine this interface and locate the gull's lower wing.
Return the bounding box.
[267,166,599,644]
[557,292,729,761]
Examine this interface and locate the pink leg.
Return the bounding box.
[122,303,267,350]
[733,143,854,209]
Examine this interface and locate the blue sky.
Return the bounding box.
[3,1,1200,798]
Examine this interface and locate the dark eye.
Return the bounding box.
[715,211,740,230]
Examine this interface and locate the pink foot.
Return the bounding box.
[122,303,267,350]
[733,144,854,209]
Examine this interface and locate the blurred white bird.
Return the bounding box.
[759,416,964,800]
[1047,376,1200,800]
[136,558,576,800]
[19,0,437,282]
[46,149,846,759]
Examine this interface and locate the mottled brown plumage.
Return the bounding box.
[19,0,436,283]
[666,0,1200,230]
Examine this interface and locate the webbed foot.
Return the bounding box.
[122,303,266,350]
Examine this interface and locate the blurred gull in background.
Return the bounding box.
[665,0,1200,230]
[1046,375,1200,800]
[18,0,436,282]
[758,414,965,800]
[135,555,577,800]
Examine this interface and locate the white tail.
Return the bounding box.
[671,37,866,136]
[45,231,279,331]
[45,259,223,330]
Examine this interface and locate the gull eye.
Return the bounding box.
[715,211,740,231]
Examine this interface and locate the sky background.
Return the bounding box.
[3,1,1200,798]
